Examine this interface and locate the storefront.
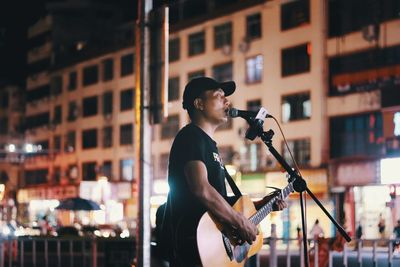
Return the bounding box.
[238,168,332,239]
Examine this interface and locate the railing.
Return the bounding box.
[0,236,135,267]
[264,234,400,267]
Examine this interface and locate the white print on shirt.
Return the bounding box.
[213,152,224,169]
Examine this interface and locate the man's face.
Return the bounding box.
[199,88,230,125]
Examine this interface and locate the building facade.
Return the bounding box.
[13,0,400,239]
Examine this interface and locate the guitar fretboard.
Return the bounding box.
[249,182,294,226]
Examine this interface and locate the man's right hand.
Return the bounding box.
[225,215,258,245]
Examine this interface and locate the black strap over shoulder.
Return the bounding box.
[223,166,242,197]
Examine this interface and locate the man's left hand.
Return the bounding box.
[254,191,288,211]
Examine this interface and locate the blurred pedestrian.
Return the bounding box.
[378,213,386,238]
[356,223,363,239]
[393,219,400,252]
[310,219,324,239]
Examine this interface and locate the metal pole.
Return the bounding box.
[70,240,73,267]
[269,224,277,267]
[0,239,4,267]
[314,239,319,267]
[57,240,61,267]
[32,240,36,267]
[357,240,362,267]
[372,240,377,267]
[92,239,97,267]
[45,239,48,267]
[136,0,153,266]
[20,240,23,267]
[286,238,291,267]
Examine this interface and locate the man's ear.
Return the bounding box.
[193,98,203,110]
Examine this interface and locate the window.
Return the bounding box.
[240,143,265,172]
[50,75,62,96]
[82,129,98,149]
[121,53,134,76]
[65,131,76,152]
[188,31,205,56]
[102,58,114,81]
[283,139,311,166]
[24,169,48,186]
[330,113,383,159]
[188,70,205,82]
[218,146,234,165]
[103,91,113,115]
[120,123,133,145]
[245,55,263,84]
[120,88,134,111]
[82,162,97,181]
[27,85,50,103]
[68,71,77,91]
[246,13,262,40]
[0,118,8,135]
[169,38,180,62]
[212,62,233,82]
[53,105,62,125]
[83,65,99,86]
[102,161,113,180]
[168,77,180,102]
[103,126,113,148]
[53,135,61,152]
[329,0,400,37]
[282,92,311,122]
[282,43,310,76]
[120,159,134,181]
[247,99,262,113]
[281,0,310,31]
[25,112,49,130]
[83,96,98,117]
[161,115,179,139]
[67,101,78,122]
[214,22,232,49]
[53,167,61,184]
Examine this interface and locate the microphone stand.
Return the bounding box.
[247,124,351,267]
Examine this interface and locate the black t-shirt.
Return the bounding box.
[167,123,227,244]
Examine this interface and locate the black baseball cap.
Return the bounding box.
[182,77,236,110]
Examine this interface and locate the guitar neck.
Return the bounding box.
[249,182,294,226]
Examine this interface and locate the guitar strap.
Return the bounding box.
[223,166,242,197]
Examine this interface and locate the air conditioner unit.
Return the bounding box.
[221,44,232,56]
[104,113,112,121]
[362,24,379,42]
[238,37,250,53]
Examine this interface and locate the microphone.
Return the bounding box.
[228,108,271,120]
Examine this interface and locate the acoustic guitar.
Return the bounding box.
[196,181,294,267]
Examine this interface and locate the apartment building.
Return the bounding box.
[16,0,400,238]
[326,0,400,238]
[0,84,24,221]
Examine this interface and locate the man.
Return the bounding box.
[165,77,286,266]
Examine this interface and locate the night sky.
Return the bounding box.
[0,0,138,86]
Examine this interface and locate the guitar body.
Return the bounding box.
[196,195,263,267]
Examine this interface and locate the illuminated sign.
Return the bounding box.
[380,158,400,184]
[394,112,400,136]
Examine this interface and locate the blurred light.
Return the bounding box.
[2,227,10,236]
[225,165,237,176]
[6,144,16,152]
[153,180,169,194]
[150,195,167,205]
[380,157,400,184]
[120,229,130,238]
[24,144,34,153]
[0,184,5,201]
